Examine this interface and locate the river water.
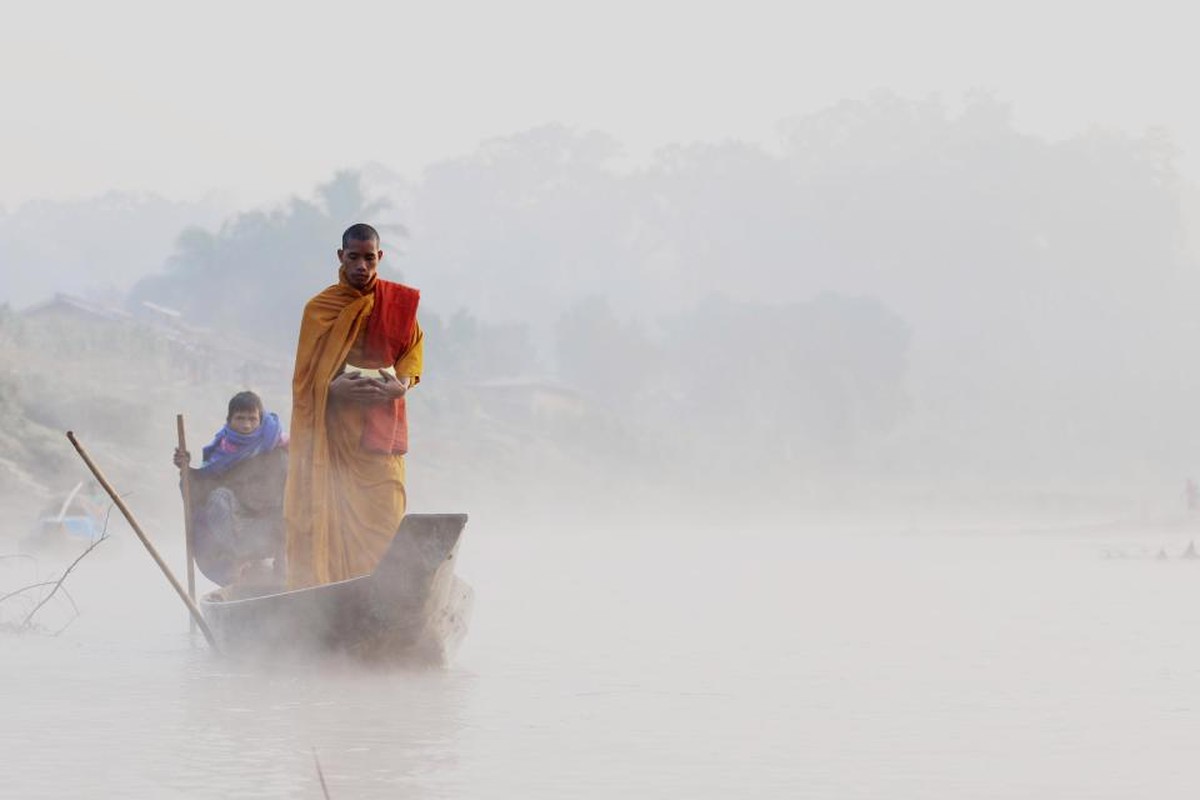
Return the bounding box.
[3,517,1200,798]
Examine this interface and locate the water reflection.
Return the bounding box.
[176,657,472,799]
[1,636,473,799]
[7,525,1200,797]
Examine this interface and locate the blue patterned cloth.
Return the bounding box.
[199,412,286,475]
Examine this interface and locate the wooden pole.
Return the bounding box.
[176,414,197,633]
[65,431,220,652]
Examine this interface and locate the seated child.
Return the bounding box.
[174,391,288,587]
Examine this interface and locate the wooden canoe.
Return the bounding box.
[199,513,473,665]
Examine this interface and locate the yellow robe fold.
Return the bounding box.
[284,273,423,588]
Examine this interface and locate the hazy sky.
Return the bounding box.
[3,0,1194,208]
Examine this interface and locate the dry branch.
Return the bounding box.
[19,532,107,629]
[0,499,115,632]
[0,580,60,605]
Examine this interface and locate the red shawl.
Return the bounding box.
[359,280,420,454]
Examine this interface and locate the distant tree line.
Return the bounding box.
[120,92,1200,498]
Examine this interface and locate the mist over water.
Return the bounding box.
[5,519,1200,797]
[8,4,1200,794]
[6,117,1200,793]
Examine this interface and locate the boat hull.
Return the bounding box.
[199,513,472,664]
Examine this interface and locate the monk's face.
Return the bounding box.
[338,237,382,290]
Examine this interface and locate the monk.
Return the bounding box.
[284,223,423,588]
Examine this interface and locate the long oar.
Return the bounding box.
[176,414,198,632]
[66,431,220,652]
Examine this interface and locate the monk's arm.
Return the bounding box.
[370,321,423,400]
[394,319,424,390]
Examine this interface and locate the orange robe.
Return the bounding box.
[284,271,423,588]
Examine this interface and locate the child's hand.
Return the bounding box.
[173,447,190,470]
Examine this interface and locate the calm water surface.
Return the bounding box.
[3,520,1200,798]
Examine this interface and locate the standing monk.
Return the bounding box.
[284,223,423,588]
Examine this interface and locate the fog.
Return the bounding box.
[5,2,1200,797]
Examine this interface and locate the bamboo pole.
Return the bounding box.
[176,414,197,633]
[65,431,220,651]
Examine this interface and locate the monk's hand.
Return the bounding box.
[330,371,388,403]
[173,447,190,470]
[376,371,408,400]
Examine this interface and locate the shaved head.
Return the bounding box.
[342,223,380,248]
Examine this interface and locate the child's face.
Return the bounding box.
[228,409,262,435]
